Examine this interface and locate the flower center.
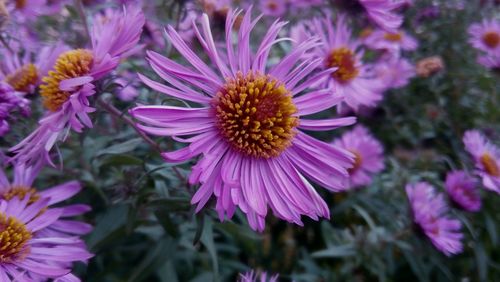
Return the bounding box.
[4,63,38,92]
[213,71,298,159]
[40,49,93,112]
[384,32,403,42]
[326,47,359,83]
[15,0,27,9]
[480,153,500,177]
[482,31,500,49]
[267,1,278,10]
[0,212,31,263]
[348,149,362,174]
[1,186,40,205]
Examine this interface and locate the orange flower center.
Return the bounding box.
[15,0,27,9]
[1,186,40,205]
[348,149,363,174]
[0,212,31,263]
[326,47,359,83]
[40,49,93,112]
[213,71,298,158]
[384,32,403,42]
[267,1,278,10]
[4,63,38,92]
[482,31,500,49]
[480,153,500,177]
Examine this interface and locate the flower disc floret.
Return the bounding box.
[5,64,38,92]
[326,47,359,83]
[0,212,31,263]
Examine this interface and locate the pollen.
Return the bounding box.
[348,150,363,174]
[326,47,359,83]
[0,213,32,263]
[213,71,299,159]
[2,186,40,205]
[40,49,93,112]
[482,31,500,49]
[480,153,500,177]
[384,32,403,42]
[5,63,38,92]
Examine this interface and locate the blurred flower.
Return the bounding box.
[9,5,145,166]
[406,182,463,256]
[477,49,500,70]
[415,56,444,77]
[259,0,286,17]
[116,72,140,102]
[289,0,323,8]
[0,196,92,280]
[131,8,356,231]
[363,29,418,54]
[358,0,404,32]
[0,0,8,30]
[468,19,500,53]
[373,55,415,90]
[239,270,279,282]
[414,5,440,25]
[0,82,30,137]
[445,170,481,212]
[310,14,384,111]
[463,130,500,193]
[332,125,384,188]
[6,0,66,23]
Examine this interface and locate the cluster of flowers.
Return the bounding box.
[0,0,498,281]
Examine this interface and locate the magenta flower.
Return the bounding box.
[358,0,404,32]
[477,50,500,70]
[6,0,67,23]
[373,55,415,90]
[239,270,279,282]
[259,0,286,17]
[131,9,356,231]
[0,82,30,137]
[310,14,384,111]
[362,29,418,53]
[332,125,384,188]
[9,5,145,166]
[445,171,481,212]
[406,182,463,256]
[468,19,500,54]
[463,130,500,193]
[0,196,92,280]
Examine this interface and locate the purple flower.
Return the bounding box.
[358,0,404,32]
[372,55,415,90]
[0,82,30,137]
[309,14,384,111]
[116,72,140,102]
[239,271,279,282]
[362,28,418,53]
[445,171,481,212]
[9,5,145,166]
[332,125,384,188]
[406,182,463,256]
[131,8,356,231]
[468,19,500,54]
[259,0,286,17]
[477,49,500,70]
[463,130,500,193]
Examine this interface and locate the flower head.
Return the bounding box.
[239,270,279,282]
[358,0,404,32]
[9,5,145,166]
[332,125,384,188]
[260,0,286,17]
[0,82,30,137]
[406,182,463,256]
[373,55,415,90]
[468,19,500,53]
[131,8,356,231]
[445,170,481,212]
[310,14,384,111]
[463,130,500,193]
[362,28,418,53]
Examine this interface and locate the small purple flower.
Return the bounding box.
[362,28,418,53]
[0,82,30,137]
[358,0,404,32]
[131,8,356,231]
[463,130,500,193]
[468,19,500,54]
[406,182,463,256]
[332,125,384,188]
[477,49,500,70]
[239,270,279,282]
[9,5,145,166]
[372,55,415,90]
[445,171,481,212]
[259,0,286,17]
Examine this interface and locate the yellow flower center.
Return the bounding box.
[0,212,31,263]
[40,49,93,112]
[480,153,500,177]
[1,186,40,205]
[482,31,500,49]
[384,32,403,42]
[348,149,362,174]
[4,63,38,92]
[326,47,359,83]
[213,71,298,159]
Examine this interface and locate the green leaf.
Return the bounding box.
[127,237,174,282]
[200,218,219,281]
[311,244,356,258]
[96,138,143,156]
[87,204,129,250]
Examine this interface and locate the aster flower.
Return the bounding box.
[131,8,356,231]
[477,49,500,70]
[9,5,145,165]
[468,19,500,53]
[463,130,500,193]
[373,55,415,90]
[362,28,418,53]
[6,0,66,23]
[406,182,463,256]
[445,171,481,212]
[332,125,384,188]
[0,195,92,280]
[239,270,279,282]
[260,0,286,17]
[310,14,384,111]
[0,82,30,137]
[358,0,404,32]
